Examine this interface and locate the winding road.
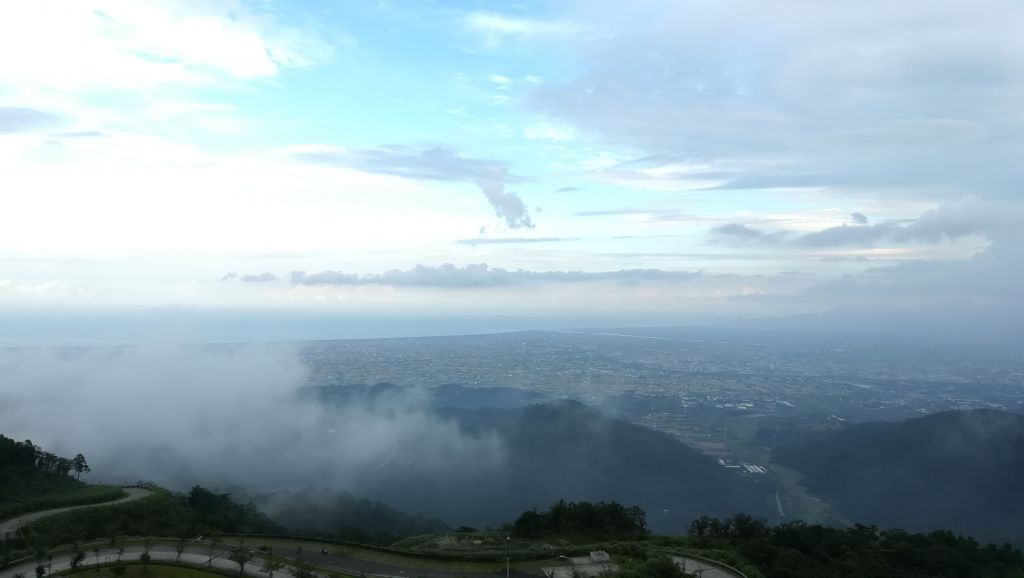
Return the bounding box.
[0,490,745,578]
[0,488,152,541]
[0,542,536,578]
[673,556,746,578]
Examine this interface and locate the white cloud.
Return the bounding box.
[523,122,577,142]
[0,133,481,266]
[464,11,579,47]
[534,0,1024,200]
[489,74,513,88]
[0,0,332,92]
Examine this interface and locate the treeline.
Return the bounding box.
[681,514,1024,578]
[0,434,114,520]
[186,486,282,536]
[253,489,449,545]
[0,435,90,479]
[511,500,647,540]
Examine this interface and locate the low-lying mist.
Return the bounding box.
[0,344,506,493]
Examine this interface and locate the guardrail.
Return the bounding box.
[212,532,486,561]
[658,548,750,578]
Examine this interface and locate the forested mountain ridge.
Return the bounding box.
[773,409,1024,541]
[345,398,774,533]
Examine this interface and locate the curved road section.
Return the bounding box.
[673,555,746,578]
[0,488,152,540]
[0,542,537,578]
[0,540,747,578]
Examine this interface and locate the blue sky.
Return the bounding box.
[1,0,1022,336]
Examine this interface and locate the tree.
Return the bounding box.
[262,555,285,578]
[71,454,91,480]
[141,538,153,565]
[617,556,686,578]
[290,561,318,578]
[228,541,253,574]
[70,551,85,570]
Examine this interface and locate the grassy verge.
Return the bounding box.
[242,537,505,573]
[61,562,230,578]
[0,486,125,520]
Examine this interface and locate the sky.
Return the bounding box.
[1,0,1022,341]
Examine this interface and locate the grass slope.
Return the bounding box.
[0,467,124,520]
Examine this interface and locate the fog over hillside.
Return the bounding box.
[0,345,506,493]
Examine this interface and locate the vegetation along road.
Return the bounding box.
[0,540,539,578]
[0,488,152,540]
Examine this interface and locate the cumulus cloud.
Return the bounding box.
[0,345,505,491]
[715,200,1017,249]
[800,200,1017,247]
[293,145,534,229]
[477,180,533,229]
[713,223,789,246]
[290,263,701,288]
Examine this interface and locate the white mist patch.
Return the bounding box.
[0,344,506,491]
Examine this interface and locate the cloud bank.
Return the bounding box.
[713,200,1016,248]
[290,263,702,288]
[535,0,1024,199]
[0,345,505,491]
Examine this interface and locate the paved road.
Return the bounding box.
[0,488,152,540]
[0,542,536,578]
[0,544,260,578]
[673,556,745,578]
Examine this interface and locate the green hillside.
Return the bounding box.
[773,410,1024,541]
[318,395,774,533]
[0,435,123,519]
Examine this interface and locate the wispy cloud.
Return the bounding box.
[292,145,534,229]
[0,107,58,133]
[464,11,580,47]
[453,237,576,245]
[0,1,334,91]
[223,272,278,283]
